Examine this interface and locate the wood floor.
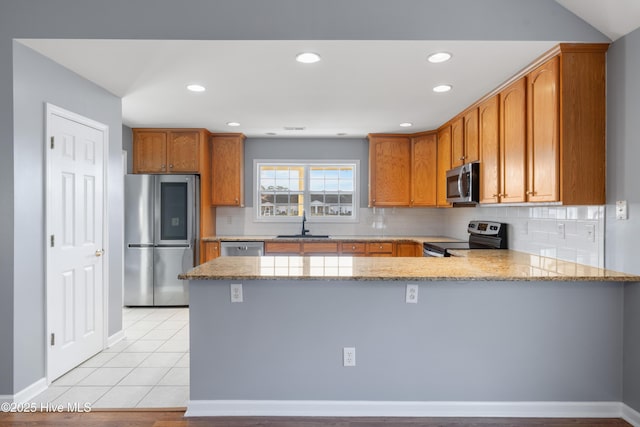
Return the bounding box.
[0,410,632,427]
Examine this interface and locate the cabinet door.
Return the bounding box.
[133,131,167,173]
[340,242,366,256]
[211,135,244,206]
[366,242,394,256]
[411,133,437,206]
[527,56,559,203]
[368,136,411,206]
[264,242,301,255]
[478,95,500,204]
[450,117,465,168]
[396,242,420,257]
[436,126,452,207]
[202,241,220,263]
[500,78,527,203]
[167,131,200,173]
[463,107,479,163]
[302,242,338,255]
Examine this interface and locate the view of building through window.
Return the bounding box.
[257,162,356,220]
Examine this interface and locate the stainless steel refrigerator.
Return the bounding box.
[124,174,199,306]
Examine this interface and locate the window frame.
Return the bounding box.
[254,159,359,223]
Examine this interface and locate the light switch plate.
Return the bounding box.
[616,200,628,220]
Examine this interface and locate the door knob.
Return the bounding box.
[95,249,104,257]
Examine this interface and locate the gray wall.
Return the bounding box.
[244,137,369,207]
[0,0,613,397]
[191,279,623,402]
[605,28,640,275]
[606,26,640,411]
[12,42,123,391]
[122,125,133,174]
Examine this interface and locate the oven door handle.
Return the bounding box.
[457,165,465,198]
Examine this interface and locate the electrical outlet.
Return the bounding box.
[557,222,565,239]
[616,200,628,220]
[405,284,418,304]
[230,284,243,303]
[343,347,356,367]
[585,224,595,242]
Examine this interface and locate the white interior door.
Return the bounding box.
[46,104,108,382]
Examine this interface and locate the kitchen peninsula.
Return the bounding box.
[183,252,640,418]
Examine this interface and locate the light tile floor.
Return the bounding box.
[30,307,190,409]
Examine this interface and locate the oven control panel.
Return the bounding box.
[467,221,504,237]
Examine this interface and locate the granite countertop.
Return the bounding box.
[181,250,640,282]
[201,235,462,244]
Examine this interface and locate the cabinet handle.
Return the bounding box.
[526,191,535,196]
[235,198,239,204]
[352,245,356,250]
[169,164,174,168]
[492,194,499,198]
[459,156,465,161]
[161,164,166,169]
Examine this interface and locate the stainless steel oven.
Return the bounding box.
[423,221,507,257]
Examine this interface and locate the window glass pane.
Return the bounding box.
[257,163,356,220]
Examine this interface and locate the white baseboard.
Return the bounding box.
[107,330,125,348]
[623,404,640,427]
[185,400,624,419]
[0,378,48,405]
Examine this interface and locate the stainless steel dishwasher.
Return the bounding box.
[220,241,265,256]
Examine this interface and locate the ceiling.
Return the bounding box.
[17,2,640,139]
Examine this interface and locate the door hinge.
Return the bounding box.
[50,136,54,149]
[50,333,55,346]
[50,235,55,247]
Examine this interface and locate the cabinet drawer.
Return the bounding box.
[264,242,301,254]
[366,242,394,254]
[340,242,366,254]
[303,242,338,254]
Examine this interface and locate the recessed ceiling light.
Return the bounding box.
[186,84,206,92]
[399,122,413,128]
[336,133,347,136]
[265,132,277,136]
[227,122,240,127]
[428,52,452,63]
[296,52,321,64]
[433,84,452,93]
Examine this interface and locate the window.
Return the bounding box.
[256,161,358,221]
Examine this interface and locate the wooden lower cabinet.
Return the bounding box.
[261,240,424,257]
[396,242,421,257]
[366,242,394,257]
[302,242,338,255]
[264,242,301,255]
[201,241,220,263]
[340,242,366,256]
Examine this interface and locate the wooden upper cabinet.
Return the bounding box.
[478,95,500,204]
[451,110,479,168]
[167,131,200,173]
[368,135,411,206]
[436,125,452,207]
[450,117,464,168]
[410,132,437,207]
[463,108,479,163]
[211,133,245,206]
[133,128,205,174]
[527,56,560,203]
[132,130,167,173]
[499,78,527,204]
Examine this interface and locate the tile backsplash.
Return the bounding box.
[215,204,605,268]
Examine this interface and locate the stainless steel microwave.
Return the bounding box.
[446,162,480,204]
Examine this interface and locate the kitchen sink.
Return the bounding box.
[276,234,330,238]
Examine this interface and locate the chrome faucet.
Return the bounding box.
[301,210,309,236]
